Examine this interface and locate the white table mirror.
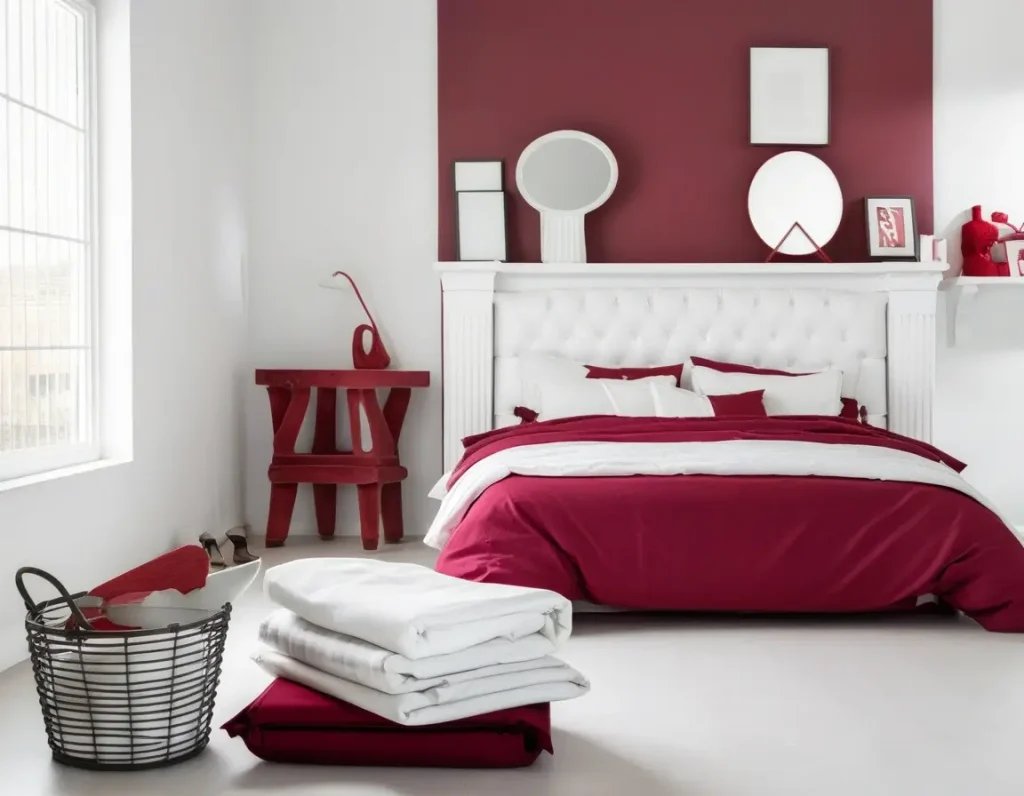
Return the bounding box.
[748,151,844,256]
[516,130,618,263]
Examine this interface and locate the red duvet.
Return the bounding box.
[434,417,1024,632]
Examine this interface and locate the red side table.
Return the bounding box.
[255,369,430,551]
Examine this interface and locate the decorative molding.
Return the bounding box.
[440,270,496,472]
[437,262,944,465]
[886,290,937,442]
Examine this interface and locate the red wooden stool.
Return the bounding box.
[255,369,430,551]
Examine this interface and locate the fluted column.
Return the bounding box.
[440,270,496,472]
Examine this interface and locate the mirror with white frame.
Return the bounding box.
[747,151,844,256]
[516,130,618,263]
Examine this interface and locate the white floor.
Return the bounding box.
[2,537,1024,796]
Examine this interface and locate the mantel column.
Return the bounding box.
[887,289,938,443]
[440,270,496,472]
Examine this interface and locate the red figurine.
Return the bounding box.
[961,206,1004,277]
[329,271,391,369]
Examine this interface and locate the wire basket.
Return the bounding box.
[17,567,231,771]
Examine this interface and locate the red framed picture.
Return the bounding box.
[1005,240,1024,278]
[865,197,917,259]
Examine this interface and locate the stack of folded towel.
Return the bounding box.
[251,558,590,727]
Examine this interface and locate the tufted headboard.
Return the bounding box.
[437,262,945,472]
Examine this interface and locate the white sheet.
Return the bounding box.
[259,608,560,695]
[263,558,572,660]
[424,440,1016,550]
[252,648,590,726]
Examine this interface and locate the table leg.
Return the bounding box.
[381,482,404,544]
[266,483,298,548]
[313,485,337,540]
[357,483,381,551]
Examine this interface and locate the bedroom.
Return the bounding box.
[1,0,1023,793]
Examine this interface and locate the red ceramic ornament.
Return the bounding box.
[331,271,392,369]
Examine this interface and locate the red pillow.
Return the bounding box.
[707,390,767,417]
[513,406,539,424]
[690,356,861,420]
[585,363,684,387]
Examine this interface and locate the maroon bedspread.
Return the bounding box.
[223,679,552,768]
[435,417,1024,632]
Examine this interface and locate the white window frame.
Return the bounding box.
[0,0,101,482]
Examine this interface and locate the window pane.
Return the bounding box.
[0,0,95,472]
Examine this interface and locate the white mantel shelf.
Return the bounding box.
[436,261,946,292]
[940,275,1024,345]
[437,261,945,275]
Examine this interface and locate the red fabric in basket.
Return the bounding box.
[223,679,552,768]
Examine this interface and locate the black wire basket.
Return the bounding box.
[16,567,231,771]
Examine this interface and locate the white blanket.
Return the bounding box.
[259,608,560,695]
[263,559,572,660]
[252,648,590,726]
[425,440,1015,550]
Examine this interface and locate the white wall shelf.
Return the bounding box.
[941,276,1024,345]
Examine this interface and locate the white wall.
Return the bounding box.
[0,0,248,671]
[243,0,440,541]
[933,0,1024,521]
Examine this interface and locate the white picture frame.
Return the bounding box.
[1005,240,1024,278]
[456,191,507,262]
[454,160,503,192]
[750,47,830,146]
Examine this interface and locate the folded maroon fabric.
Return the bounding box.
[585,362,685,386]
[223,679,553,768]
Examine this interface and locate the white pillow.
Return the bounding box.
[535,376,675,421]
[428,472,451,501]
[517,355,587,413]
[649,383,715,418]
[690,366,843,416]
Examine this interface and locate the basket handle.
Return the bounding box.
[15,567,95,630]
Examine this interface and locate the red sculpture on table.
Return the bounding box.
[329,271,391,369]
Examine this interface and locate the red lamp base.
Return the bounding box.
[352,324,391,369]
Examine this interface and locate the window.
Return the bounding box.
[0,0,98,481]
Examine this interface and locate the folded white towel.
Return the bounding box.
[252,648,590,726]
[259,608,561,695]
[263,559,572,660]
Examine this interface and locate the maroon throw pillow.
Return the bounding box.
[691,356,862,420]
[585,363,685,388]
[839,397,863,421]
[513,406,539,424]
[706,391,767,417]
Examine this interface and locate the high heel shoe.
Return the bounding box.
[199,533,226,569]
[226,526,260,565]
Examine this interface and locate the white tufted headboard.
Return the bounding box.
[437,262,945,472]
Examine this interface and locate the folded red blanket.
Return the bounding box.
[223,679,553,768]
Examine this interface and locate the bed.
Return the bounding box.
[429,262,1024,631]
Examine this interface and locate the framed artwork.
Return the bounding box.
[456,191,507,262]
[452,159,507,262]
[750,47,830,146]
[1005,240,1024,278]
[865,197,918,259]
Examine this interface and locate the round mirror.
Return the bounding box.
[517,131,618,214]
[515,131,618,263]
[747,152,843,256]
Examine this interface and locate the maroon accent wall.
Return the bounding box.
[438,0,933,263]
